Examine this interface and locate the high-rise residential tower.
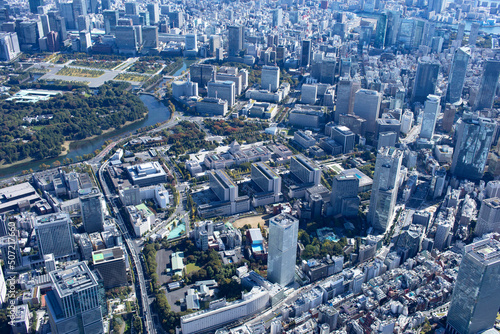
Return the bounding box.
[267,214,299,286]
[447,238,500,334]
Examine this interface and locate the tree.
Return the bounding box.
[420,319,432,334]
[133,315,143,333]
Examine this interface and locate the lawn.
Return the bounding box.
[185,263,201,275]
[56,66,104,78]
[71,60,122,70]
[114,73,149,82]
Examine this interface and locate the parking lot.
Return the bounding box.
[155,248,173,286]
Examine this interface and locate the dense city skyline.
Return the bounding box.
[1,0,500,333]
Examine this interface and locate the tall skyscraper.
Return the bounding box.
[88,0,98,14]
[125,1,138,15]
[46,262,104,334]
[80,188,105,233]
[72,0,87,18]
[335,78,359,122]
[412,59,440,103]
[101,0,110,10]
[384,10,401,47]
[447,239,500,334]
[320,55,336,84]
[456,22,465,44]
[267,214,299,286]
[301,40,311,67]
[353,89,382,133]
[103,10,118,35]
[429,0,446,13]
[167,11,184,28]
[451,116,497,180]
[474,197,500,236]
[35,213,75,259]
[468,22,480,47]
[420,94,441,140]
[261,66,280,92]
[209,35,222,56]
[228,25,244,57]
[272,8,282,27]
[374,13,387,48]
[368,147,403,233]
[331,174,359,217]
[147,3,160,24]
[474,60,500,111]
[28,0,43,14]
[79,31,91,52]
[190,63,215,88]
[446,47,471,104]
[209,170,237,202]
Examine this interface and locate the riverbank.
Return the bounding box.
[0,113,149,171]
[0,157,34,170]
[59,115,148,157]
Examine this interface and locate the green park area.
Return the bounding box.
[185,263,201,275]
[71,60,122,70]
[57,66,104,78]
[127,61,163,74]
[114,73,149,82]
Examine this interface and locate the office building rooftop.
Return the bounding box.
[92,246,124,264]
[467,239,500,265]
[50,262,98,298]
[254,162,279,179]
